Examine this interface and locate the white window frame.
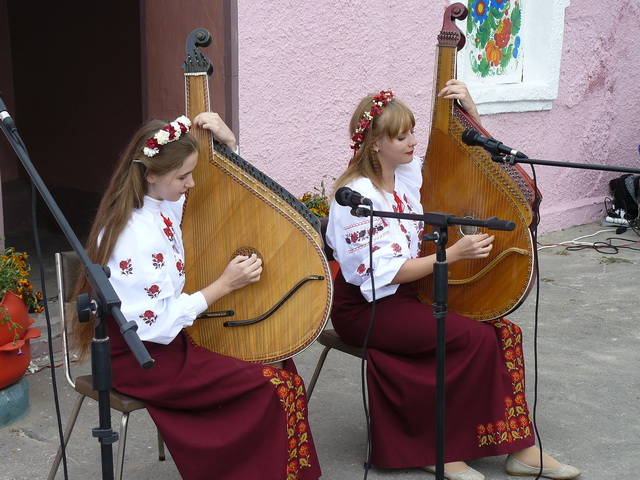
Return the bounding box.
[455,0,571,114]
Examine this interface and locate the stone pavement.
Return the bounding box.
[1,221,639,479]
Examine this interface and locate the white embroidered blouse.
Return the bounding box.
[326,156,425,302]
[105,195,207,344]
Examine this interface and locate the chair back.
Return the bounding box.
[55,251,82,388]
[319,217,335,262]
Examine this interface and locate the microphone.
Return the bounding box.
[0,92,18,136]
[335,187,373,209]
[462,129,527,158]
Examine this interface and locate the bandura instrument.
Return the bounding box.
[415,4,541,321]
[180,29,332,363]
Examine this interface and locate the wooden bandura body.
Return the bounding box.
[180,29,332,363]
[415,4,541,321]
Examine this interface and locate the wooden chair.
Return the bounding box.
[306,219,366,399]
[48,251,165,480]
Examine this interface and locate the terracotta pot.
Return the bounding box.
[0,292,41,390]
[0,292,30,346]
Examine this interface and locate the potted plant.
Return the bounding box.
[0,247,43,390]
[299,177,339,278]
[299,177,331,219]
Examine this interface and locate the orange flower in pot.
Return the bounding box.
[0,248,43,390]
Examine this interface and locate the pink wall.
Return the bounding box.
[236,1,640,234]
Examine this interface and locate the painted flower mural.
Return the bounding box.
[467,0,522,77]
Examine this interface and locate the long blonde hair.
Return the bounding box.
[332,94,415,196]
[71,119,199,359]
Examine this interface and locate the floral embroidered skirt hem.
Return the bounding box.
[331,272,535,468]
[107,319,321,480]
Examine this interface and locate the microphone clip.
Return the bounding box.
[351,206,373,217]
[491,154,517,165]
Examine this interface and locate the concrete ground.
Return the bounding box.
[1,221,639,479]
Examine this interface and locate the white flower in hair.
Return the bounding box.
[176,115,191,128]
[143,116,193,157]
[155,129,170,144]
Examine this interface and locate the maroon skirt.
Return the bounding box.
[331,270,534,468]
[106,318,321,480]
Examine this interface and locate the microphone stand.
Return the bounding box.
[492,153,640,175]
[0,102,153,480]
[351,205,514,480]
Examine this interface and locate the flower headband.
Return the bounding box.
[350,90,395,153]
[143,115,192,157]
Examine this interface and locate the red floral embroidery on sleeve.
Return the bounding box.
[119,259,133,276]
[391,243,402,256]
[152,253,165,268]
[344,220,387,246]
[144,284,161,298]
[139,310,157,325]
[176,259,185,276]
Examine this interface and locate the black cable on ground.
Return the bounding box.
[31,182,70,479]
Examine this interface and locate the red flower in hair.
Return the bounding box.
[350,90,395,152]
[146,138,159,151]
